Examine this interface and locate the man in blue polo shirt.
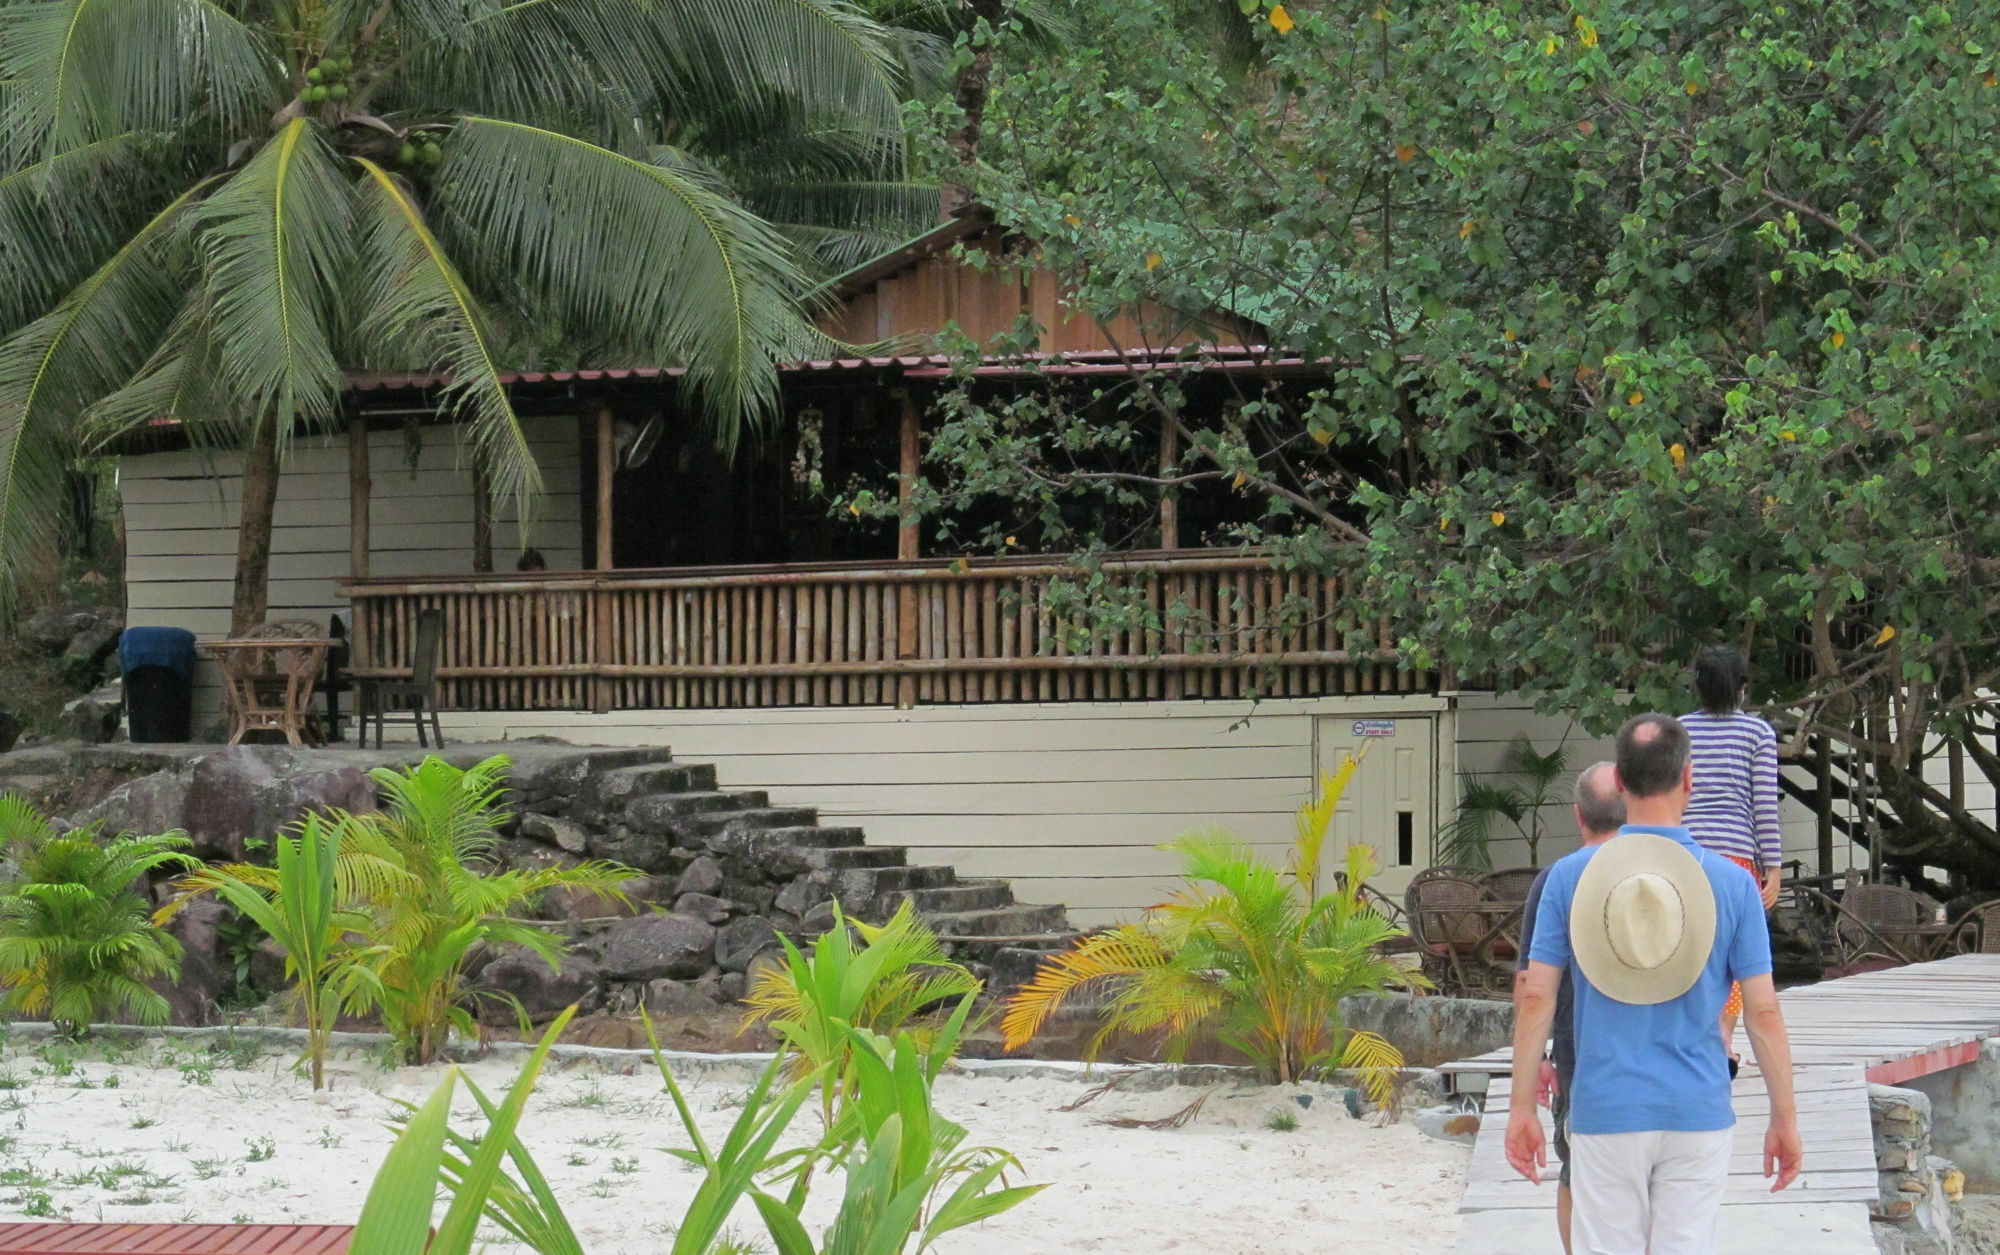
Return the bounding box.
[1505,713,1803,1255]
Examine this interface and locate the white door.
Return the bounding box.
[1316,715,1437,897]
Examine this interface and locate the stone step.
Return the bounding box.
[887,879,1014,915]
[799,845,907,871]
[626,791,768,832]
[579,762,718,817]
[848,863,957,896]
[922,903,1070,938]
[575,747,677,771]
[754,825,867,850]
[941,931,1085,970]
[683,807,820,839]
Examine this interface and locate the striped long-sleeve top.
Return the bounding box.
[1680,709,1782,869]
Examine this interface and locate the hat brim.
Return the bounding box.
[1570,833,1718,1006]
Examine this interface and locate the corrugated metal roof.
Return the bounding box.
[0,1224,353,1255]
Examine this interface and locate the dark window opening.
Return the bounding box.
[1397,811,1414,867]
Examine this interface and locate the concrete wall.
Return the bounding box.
[120,419,583,717]
[1908,1039,2000,1192]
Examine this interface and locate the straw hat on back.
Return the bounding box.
[1570,833,1718,1005]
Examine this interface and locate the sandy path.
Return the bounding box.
[0,1036,1467,1254]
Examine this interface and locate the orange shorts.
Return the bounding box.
[1723,855,1760,1018]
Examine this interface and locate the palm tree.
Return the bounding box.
[0,794,200,1037]
[1001,757,1426,1091]
[0,0,920,625]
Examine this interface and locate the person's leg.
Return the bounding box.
[1568,1131,1658,1255]
[1553,1088,1574,1255]
[1644,1128,1733,1255]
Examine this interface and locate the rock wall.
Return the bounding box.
[1872,1082,1968,1255]
[1909,1041,2000,1193]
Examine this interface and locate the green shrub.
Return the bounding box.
[1002,755,1427,1093]
[0,794,198,1036]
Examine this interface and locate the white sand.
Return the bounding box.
[0,1036,1467,1253]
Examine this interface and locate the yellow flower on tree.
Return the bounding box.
[1490,511,1507,526]
[1268,4,1294,34]
[1394,143,1417,163]
[1830,331,1846,348]
[1544,36,1558,55]
[1669,442,1686,469]
[1780,430,1798,442]
[1460,219,1477,240]
[1874,625,1897,646]
[1145,251,1163,271]
[1627,390,1644,406]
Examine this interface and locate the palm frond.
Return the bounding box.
[0,178,205,611]
[1292,752,1362,897]
[352,159,543,521]
[435,118,826,448]
[999,925,1167,1052]
[1339,1029,1405,1111]
[0,0,279,166]
[183,117,350,434]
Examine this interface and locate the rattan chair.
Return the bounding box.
[1408,873,1520,998]
[1952,900,2000,955]
[1823,882,1941,971]
[1481,867,1542,903]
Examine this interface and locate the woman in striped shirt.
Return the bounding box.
[1683,644,1781,1055]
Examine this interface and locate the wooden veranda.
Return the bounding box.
[338,550,1425,713]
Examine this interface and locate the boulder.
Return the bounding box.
[775,875,827,919]
[0,709,20,755]
[475,952,603,1025]
[539,876,665,923]
[183,746,294,862]
[744,949,789,994]
[62,616,123,672]
[75,766,192,837]
[674,893,736,925]
[23,608,96,655]
[675,856,724,898]
[705,829,813,880]
[590,825,678,874]
[489,835,584,876]
[520,812,591,855]
[268,765,377,831]
[54,682,122,743]
[247,935,291,995]
[600,913,716,981]
[642,978,716,1021]
[718,972,747,1003]
[154,896,228,1027]
[715,916,779,974]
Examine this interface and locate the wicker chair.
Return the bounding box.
[1951,901,2000,955]
[1408,873,1520,998]
[1403,865,1483,925]
[1827,883,1941,971]
[1481,867,1542,903]
[219,619,328,748]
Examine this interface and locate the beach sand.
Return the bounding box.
[0,1036,1467,1254]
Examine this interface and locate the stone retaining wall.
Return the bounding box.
[1871,1082,1967,1255]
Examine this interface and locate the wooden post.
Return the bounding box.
[595,406,615,571]
[1815,733,1835,880]
[592,406,615,712]
[470,452,493,574]
[347,416,371,675]
[1158,418,1179,550]
[895,390,920,561]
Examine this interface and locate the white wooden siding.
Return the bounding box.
[119,419,583,719]
[429,696,1450,928]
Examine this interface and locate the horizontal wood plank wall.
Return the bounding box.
[1454,693,1853,872]
[120,420,582,721]
[427,696,1454,927]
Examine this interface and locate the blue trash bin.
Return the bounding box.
[119,627,197,743]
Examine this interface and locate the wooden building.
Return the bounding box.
[112,208,1844,924]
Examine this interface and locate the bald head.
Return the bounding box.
[1573,761,1624,840]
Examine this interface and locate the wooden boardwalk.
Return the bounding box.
[1449,953,2000,1254]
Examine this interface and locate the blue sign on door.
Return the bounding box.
[1351,719,1397,738]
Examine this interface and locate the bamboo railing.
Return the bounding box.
[338,551,1421,712]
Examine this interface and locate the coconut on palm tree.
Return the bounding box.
[0,0,923,624]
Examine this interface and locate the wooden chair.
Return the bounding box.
[356,608,445,749]
[219,619,328,749]
[1403,865,1483,925]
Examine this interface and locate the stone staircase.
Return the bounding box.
[502,744,1078,984]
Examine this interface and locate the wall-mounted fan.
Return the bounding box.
[614,414,664,469]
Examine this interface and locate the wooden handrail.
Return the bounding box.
[341,549,1422,712]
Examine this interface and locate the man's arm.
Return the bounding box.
[1505,960,1560,1184]
[1740,973,1803,1191]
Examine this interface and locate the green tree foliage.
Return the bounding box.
[901,0,2000,885]
[0,0,932,618]
[164,813,377,1089]
[183,755,635,1064]
[0,794,198,1036]
[1001,759,1424,1089]
[348,1009,1041,1255]
[741,901,982,1130]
